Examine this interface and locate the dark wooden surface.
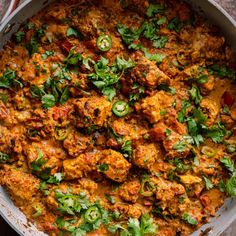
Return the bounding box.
[0,0,235,235]
[0,216,18,236]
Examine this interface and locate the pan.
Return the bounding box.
[0,0,235,235]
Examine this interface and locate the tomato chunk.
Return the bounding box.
[52,105,72,120]
[60,39,73,53]
[222,91,235,107]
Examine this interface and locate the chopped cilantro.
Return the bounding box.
[177,100,191,123]
[189,85,202,105]
[182,213,198,225]
[168,17,183,33]
[41,50,54,60]
[146,3,166,17]
[42,94,56,108]
[14,31,25,43]
[203,176,213,190]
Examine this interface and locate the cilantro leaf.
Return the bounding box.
[152,35,168,49]
[25,37,38,56]
[168,17,183,33]
[64,48,83,65]
[207,123,227,143]
[0,69,17,88]
[42,94,56,108]
[47,173,64,184]
[146,3,165,17]
[14,31,25,43]
[41,50,54,60]
[203,176,213,190]
[66,27,84,40]
[220,157,235,173]
[177,100,191,123]
[59,86,70,104]
[54,191,90,215]
[225,173,236,197]
[116,24,140,45]
[182,213,198,225]
[208,64,235,81]
[189,85,202,105]
[102,86,116,101]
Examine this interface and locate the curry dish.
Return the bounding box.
[0,0,236,235]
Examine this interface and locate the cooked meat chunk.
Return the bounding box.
[200,189,225,216]
[200,98,220,126]
[113,203,143,219]
[139,91,174,123]
[131,57,170,87]
[150,122,190,158]
[97,149,131,182]
[0,165,39,206]
[75,96,112,127]
[63,130,92,157]
[72,7,106,39]
[119,179,141,203]
[152,177,186,202]
[25,141,66,175]
[0,0,235,235]
[132,143,159,169]
[63,152,100,179]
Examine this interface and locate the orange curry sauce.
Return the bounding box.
[0,0,236,235]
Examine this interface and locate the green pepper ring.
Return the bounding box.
[55,126,69,141]
[112,101,129,117]
[84,205,101,224]
[140,179,156,197]
[96,34,112,52]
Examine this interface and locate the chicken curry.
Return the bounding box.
[0,0,236,235]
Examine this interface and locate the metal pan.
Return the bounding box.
[0,0,235,235]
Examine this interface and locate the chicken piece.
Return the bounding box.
[0,165,39,206]
[63,130,92,157]
[63,152,100,180]
[119,179,141,203]
[113,203,143,219]
[200,188,225,216]
[191,27,225,60]
[79,178,98,194]
[221,114,235,129]
[97,149,131,182]
[200,98,220,126]
[180,65,215,94]
[25,140,66,176]
[75,96,112,127]
[179,174,202,185]
[72,7,107,39]
[111,118,147,141]
[133,143,159,169]
[200,75,215,94]
[139,91,174,123]
[152,177,185,202]
[150,122,191,158]
[131,57,170,87]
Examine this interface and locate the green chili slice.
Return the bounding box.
[96,34,112,52]
[55,127,69,141]
[84,205,101,224]
[112,101,129,117]
[201,146,216,158]
[0,152,9,164]
[32,204,42,217]
[140,179,156,197]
